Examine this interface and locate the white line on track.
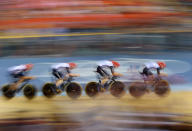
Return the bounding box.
[105,127,170,131]
[104,119,180,125]
[101,111,181,118]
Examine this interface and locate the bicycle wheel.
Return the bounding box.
[23,84,37,99]
[66,82,82,99]
[155,80,170,97]
[2,84,16,99]
[109,81,125,98]
[129,82,146,98]
[85,82,100,98]
[42,83,56,98]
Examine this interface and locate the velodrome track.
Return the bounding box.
[0,93,191,131]
[0,53,191,130]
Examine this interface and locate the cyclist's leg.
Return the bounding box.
[52,70,64,93]
[96,66,108,91]
[99,67,109,85]
[10,72,24,90]
[146,71,157,91]
[143,68,154,84]
[52,69,63,87]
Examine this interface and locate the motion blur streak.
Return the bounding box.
[0,93,191,131]
[0,0,192,131]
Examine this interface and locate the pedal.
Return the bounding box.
[100,87,105,92]
[56,88,62,94]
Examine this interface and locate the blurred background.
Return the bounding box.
[0,0,191,56]
[0,0,192,131]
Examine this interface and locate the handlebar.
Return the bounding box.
[67,76,77,82]
[22,76,36,82]
[111,76,120,80]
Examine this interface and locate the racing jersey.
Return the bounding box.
[97,60,114,75]
[97,60,113,67]
[51,63,70,73]
[144,62,160,74]
[144,62,159,69]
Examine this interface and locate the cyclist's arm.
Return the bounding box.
[66,67,71,74]
[100,66,110,76]
[159,73,168,77]
[156,68,168,77]
[110,66,114,74]
[23,76,35,79]
[56,73,62,79]
[113,72,123,76]
[66,67,80,77]
[19,76,35,83]
[157,68,160,75]
[69,73,80,77]
[110,66,123,76]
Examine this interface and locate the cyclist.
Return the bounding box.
[141,61,166,81]
[96,60,122,87]
[8,64,34,90]
[51,62,79,89]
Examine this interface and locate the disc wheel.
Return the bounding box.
[129,82,146,98]
[155,80,170,97]
[42,83,56,98]
[1,84,15,99]
[23,84,37,99]
[85,82,100,98]
[109,81,125,98]
[66,82,82,99]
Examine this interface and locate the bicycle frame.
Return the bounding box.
[97,76,118,89]
[51,76,74,91]
[13,79,31,93]
[140,73,162,91]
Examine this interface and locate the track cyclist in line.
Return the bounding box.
[96,60,122,90]
[8,64,34,90]
[141,61,167,82]
[51,62,80,92]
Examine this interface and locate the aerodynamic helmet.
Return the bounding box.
[157,61,166,69]
[111,60,120,68]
